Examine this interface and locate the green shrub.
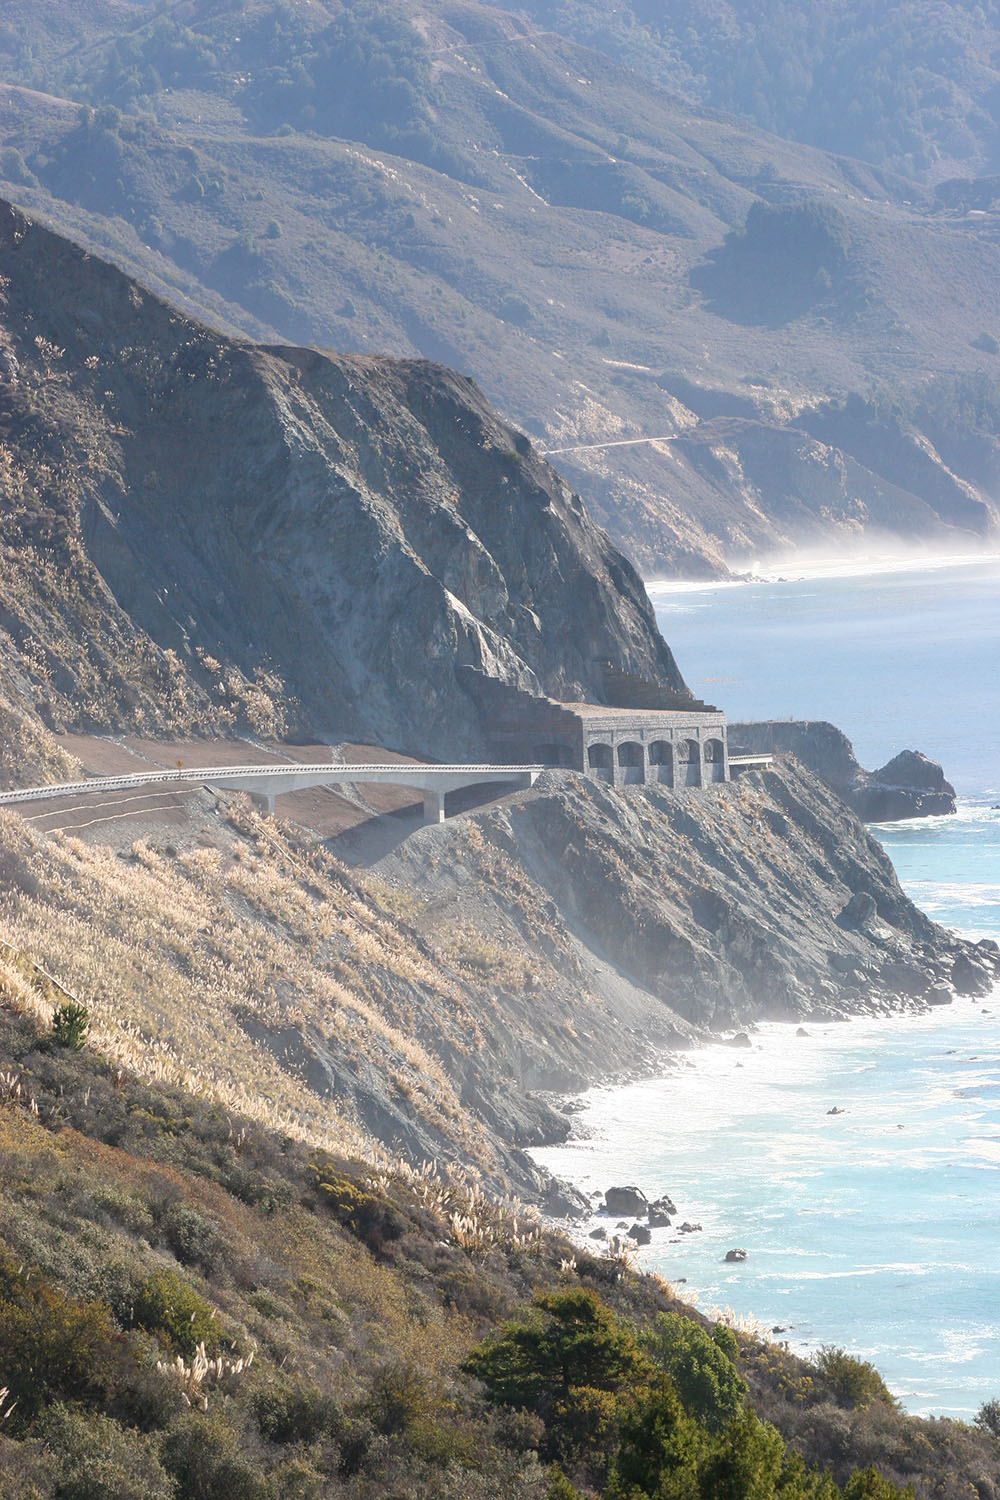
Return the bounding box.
[711,1323,740,1363]
[0,1257,118,1425]
[131,1269,220,1356]
[310,1168,405,1253]
[842,1464,915,1499]
[975,1397,1000,1437]
[41,1405,173,1500]
[812,1347,896,1410]
[253,1376,339,1445]
[605,1375,703,1499]
[464,1288,642,1411]
[641,1312,747,1432]
[162,1412,270,1500]
[156,1202,226,1274]
[51,1003,89,1050]
[698,1409,786,1499]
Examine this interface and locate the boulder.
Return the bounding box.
[589,1227,607,1241]
[952,953,995,997]
[648,1208,673,1229]
[838,891,877,929]
[880,958,933,998]
[648,1194,677,1217]
[727,1032,753,1049]
[678,1222,703,1234]
[724,1248,748,1263]
[603,1185,648,1217]
[926,982,954,1006]
[628,1222,652,1245]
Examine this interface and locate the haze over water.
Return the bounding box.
[534,557,1000,1417]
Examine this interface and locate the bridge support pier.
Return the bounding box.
[250,791,275,815]
[422,789,446,824]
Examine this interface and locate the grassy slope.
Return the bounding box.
[0,985,997,1498]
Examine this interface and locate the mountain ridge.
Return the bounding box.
[2,1,1000,572]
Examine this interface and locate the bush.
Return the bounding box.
[310,1168,405,1254]
[253,1376,339,1445]
[642,1312,746,1432]
[812,1347,896,1411]
[0,1257,118,1425]
[464,1288,642,1411]
[51,1003,89,1050]
[131,1270,220,1357]
[162,1412,270,1500]
[842,1464,915,1499]
[605,1375,702,1499]
[41,1405,174,1500]
[975,1397,1000,1438]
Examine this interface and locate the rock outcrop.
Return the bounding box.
[372,760,998,1045]
[0,199,683,769]
[729,722,956,822]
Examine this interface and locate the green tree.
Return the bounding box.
[464,1287,642,1410]
[812,1347,896,1410]
[842,1465,914,1500]
[51,1001,89,1050]
[606,1375,704,1499]
[698,1411,786,1500]
[642,1313,746,1432]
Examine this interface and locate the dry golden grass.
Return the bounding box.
[0,805,508,1178]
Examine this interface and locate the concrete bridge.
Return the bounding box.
[0,763,544,825]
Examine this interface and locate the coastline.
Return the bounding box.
[644,548,1000,594]
[530,994,1000,1418]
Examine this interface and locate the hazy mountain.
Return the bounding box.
[479,0,1000,181]
[1,0,999,574]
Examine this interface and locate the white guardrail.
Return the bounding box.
[0,764,545,807]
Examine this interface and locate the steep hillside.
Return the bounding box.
[0,996,995,1499]
[482,0,1000,181]
[0,198,681,762]
[1,1,1000,571]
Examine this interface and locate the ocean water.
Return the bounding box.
[533,557,1000,1416]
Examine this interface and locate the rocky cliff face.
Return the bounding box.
[372,762,996,1048]
[729,721,957,822]
[0,199,683,768]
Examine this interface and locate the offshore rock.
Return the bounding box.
[604,1186,649,1217]
[729,722,956,823]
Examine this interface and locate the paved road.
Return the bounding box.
[0,762,543,824]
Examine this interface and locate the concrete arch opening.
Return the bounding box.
[678,738,702,786]
[617,740,645,784]
[535,743,575,768]
[587,742,613,782]
[648,739,674,786]
[704,737,726,783]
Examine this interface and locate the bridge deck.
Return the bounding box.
[0,763,544,823]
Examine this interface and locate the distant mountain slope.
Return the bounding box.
[1,1,1000,571]
[480,0,1000,181]
[0,198,681,761]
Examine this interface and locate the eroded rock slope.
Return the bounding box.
[0,198,681,770]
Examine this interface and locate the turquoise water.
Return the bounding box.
[533,558,1000,1416]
